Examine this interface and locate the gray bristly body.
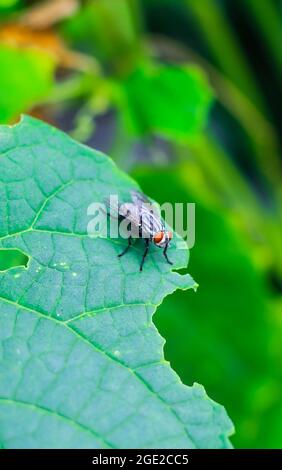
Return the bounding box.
[107,190,173,271]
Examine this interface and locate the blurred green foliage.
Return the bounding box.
[0,0,281,448]
[119,64,213,140]
[0,44,55,123]
[0,0,19,8]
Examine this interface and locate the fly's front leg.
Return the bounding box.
[140,238,150,272]
[118,236,132,257]
[163,242,173,265]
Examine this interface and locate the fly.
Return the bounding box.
[106,190,173,271]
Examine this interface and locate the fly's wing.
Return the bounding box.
[119,203,140,226]
[131,190,162,220]
[104,197,120,220]
[105,192,146,220]
[105,194,147,230]
[130,190,150,205]
[119,202,145,238]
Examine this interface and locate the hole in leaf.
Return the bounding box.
[0,249,29,272]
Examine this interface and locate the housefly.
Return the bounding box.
[106,190,173,271]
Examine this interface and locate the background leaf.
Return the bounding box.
[0,45,55,124]
[118,64,213,140]
[0,116,233,449]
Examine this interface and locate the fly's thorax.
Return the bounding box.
[139,205,163,236]
[118,199,172,242]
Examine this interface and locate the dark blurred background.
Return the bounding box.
[0,0,281,448]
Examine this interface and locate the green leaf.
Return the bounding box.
[0,45,55,124]
[118,64,213,140]
[0,116,233,448]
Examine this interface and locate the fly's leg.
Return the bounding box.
[163,243,173,265]
[140,238,150,272]
[118,236,132,258]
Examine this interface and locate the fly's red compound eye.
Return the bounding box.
[153,231,165,245]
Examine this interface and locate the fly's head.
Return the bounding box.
[153,230,173,248]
